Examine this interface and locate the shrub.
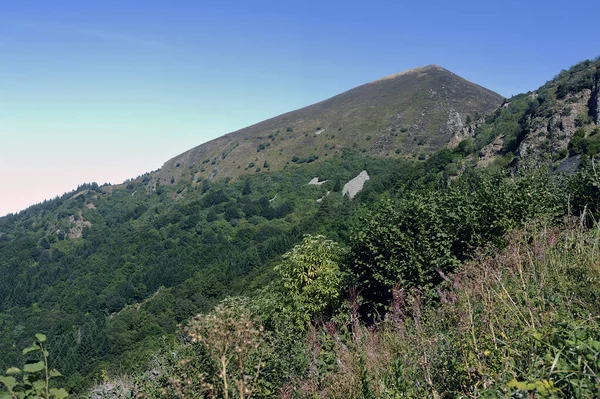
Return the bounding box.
[348,169,564,312]
[274,235,344,330]
[575,113,593,127]
[295,223,600,398]
[172,303,267,399]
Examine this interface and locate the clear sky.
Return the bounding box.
[1,0,599,216]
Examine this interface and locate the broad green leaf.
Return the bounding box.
[0,391,13,399]
[21,345,38,355]
[49,369,62,377]
[35,333,47,343]
[49,387,69,399]
[0,375,17,388]
[5,367,21,375]
[23,361,45,373]
[32,379,45,391]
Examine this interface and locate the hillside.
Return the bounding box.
[156,65,502,184]
[1,59,600,397]
[454,58,600,169]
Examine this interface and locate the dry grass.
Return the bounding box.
[294,220,600,398]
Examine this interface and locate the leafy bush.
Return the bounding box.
[569,128,600,156]
[273,235,344,330]
[295,223,600,398]
[348,169,564,312]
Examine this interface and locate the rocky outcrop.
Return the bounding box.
[515,91,590,165]
[478,136,504,166]
[448,117,486,148]
[308,177,328,186]
[343,171,370,199]
[65,213,92,239]
[589,81,600,125]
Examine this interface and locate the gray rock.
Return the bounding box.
[343,171,370,199]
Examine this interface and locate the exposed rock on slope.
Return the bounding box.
[467,58,600,168]
[343,170,370,199]
[308,178,328,186]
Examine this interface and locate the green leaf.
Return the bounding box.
[49,369,62,377]
[32,379,45,392]
[21,345,39,355]
[0,392,14,399]
[49,387,69,399]
[0,375,17,389]
[5,367,21,375]
[35,333,47,343]
[23,361,45,373]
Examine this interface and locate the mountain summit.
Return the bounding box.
[157,65,503,184]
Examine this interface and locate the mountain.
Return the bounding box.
[2,59,600,395]
[156,65,502,185]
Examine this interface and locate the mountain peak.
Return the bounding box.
[371,64,449,84]
[156,65,503,184]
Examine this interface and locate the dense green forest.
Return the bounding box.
[98,159,597,399]
[1,58,600,398]
[0,149,439,392]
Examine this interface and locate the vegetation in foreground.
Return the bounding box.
[93,220,598,398]
[84,162,599,399]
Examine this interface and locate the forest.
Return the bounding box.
[1,59,600,398]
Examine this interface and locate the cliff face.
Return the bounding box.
[589,81,600,125]
[515,88,593,162]
[452,58,600,168]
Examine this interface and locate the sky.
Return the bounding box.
[1,0,599,216]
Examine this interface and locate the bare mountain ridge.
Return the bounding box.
[156,65,503,184]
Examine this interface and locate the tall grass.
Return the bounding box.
[298,221,600,398]
[96,221,599,398]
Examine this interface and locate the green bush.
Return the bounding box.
[274,235,344,329]
[348,169,564,312]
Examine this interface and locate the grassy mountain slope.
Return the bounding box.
[156,65,502,184]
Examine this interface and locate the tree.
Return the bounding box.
[241,180,251,196]
[275,235,344,329]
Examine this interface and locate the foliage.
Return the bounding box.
[293,223,600,398]
[348,168,564,313]
[569,127,600,156]
[0,150,412,392]
[0,334,68,399]
[274,235,344,330]
[173,303,266,399]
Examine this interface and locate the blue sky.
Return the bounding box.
[1,0,599,215]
